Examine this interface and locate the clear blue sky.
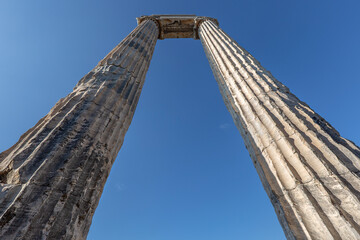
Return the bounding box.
[1,1,360,239]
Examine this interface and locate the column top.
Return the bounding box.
[136,15,219,40]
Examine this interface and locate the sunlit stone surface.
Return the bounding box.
[199,18,360,240]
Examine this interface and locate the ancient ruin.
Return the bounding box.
[1,15,360,239]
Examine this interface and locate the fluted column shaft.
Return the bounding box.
[199,20,360,240]
[0,19,158,239]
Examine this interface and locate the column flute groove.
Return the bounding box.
[208,22,360,172]
[199,19,360,239]
[205,21,360,200]
[205,21,360,190]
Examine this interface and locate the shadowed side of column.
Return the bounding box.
[0,19,158,240]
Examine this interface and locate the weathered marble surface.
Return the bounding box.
[0,19,158,239]
[199,19,360,239]
[1,14,360,240]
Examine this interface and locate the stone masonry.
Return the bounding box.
[0,19,158,239]
[199,19,360,240]
[0,15,360,239]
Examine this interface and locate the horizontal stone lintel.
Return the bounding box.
[136,14,219,40]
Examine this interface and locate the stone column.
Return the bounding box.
[0,19,158,239]
[199,19,360,239]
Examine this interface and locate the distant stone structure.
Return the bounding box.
[1,15,359,239]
